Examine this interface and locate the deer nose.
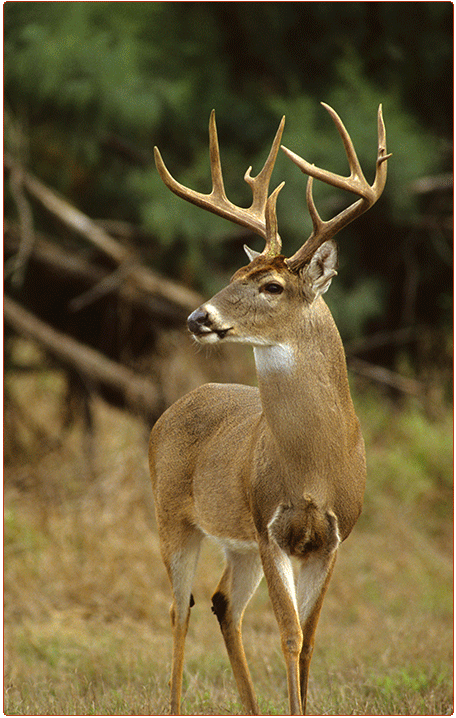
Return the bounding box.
[187,307,211,334]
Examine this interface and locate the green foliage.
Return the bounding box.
[4,2,452,340]
[4,507,48,555]
[327,277,385,340]
[360,392,453,510]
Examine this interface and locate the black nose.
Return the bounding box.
[187,307,210,334]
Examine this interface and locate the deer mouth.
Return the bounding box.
[187,307,232,341]
[191,325,233,342]
[214,327,232,339]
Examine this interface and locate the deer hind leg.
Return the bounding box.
[162,529,203,715]
[296,511,340,714]
[211,547,263,715]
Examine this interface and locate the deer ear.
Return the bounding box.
[244,244,261,262]
[305,240,338,298]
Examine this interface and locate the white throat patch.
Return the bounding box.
[253,344,295,374]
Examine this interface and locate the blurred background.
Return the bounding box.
[4,3,453,715]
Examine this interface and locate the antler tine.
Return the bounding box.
[244,116,285,256]
[282,104,391,271]
[264,180,285,255]
[154,112,286,256]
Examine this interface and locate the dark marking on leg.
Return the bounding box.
[211,591,228,625]
[190,593,195,608]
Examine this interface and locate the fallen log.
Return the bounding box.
[4,154,202,312]
[4,222,192,324]
[347,356,423,396]
[4,296,163,423]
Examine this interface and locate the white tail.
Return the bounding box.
[149,104,389,715]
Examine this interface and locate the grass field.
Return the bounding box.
[4,347,453,715]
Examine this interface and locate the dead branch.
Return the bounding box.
[408,173,453,195]
[5,222,104,285]
[5,165,36,286]
[68,261,137,312]
[344,327,415,356]
[4,153,129,262]
[348,356,423,396]
[4,296,163,423]
[4,155,202,312]
[5,222,194,324]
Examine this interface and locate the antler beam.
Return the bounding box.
[282,103,391,271]
[154,111,285,257]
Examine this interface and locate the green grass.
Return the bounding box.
[4,362,453,715]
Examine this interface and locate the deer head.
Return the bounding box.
[154,104,390,349]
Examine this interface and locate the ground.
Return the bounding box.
[4,347,453,715]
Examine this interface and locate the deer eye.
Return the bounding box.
[262,282,284,295]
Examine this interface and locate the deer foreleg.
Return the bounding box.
[169,599,192,715]
[163,533,202,715]
[211,549,263,715]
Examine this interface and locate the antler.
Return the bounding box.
[154,111,285,258]
[282,103,391,271]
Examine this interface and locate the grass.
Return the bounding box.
[4,351,453,715]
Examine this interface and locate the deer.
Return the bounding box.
[149,103,390,715]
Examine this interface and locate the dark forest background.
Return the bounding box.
[4,2,453,406]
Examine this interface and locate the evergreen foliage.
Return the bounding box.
[4,2,452,347]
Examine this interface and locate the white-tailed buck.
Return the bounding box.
[150,104,389,715]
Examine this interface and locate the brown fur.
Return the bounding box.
[269,496,339,559]
[149,249,366,716]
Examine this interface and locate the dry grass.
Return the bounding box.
[4,345,453,716]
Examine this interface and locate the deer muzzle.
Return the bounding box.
[187,306,232,342]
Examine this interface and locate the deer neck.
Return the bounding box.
[252,300,354,461]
